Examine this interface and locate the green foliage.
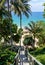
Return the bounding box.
[0,18,18,44]
[0,35,2,41]
[43,3,45,18]
[23,36,34,45]
[25,21,42,39]
[0,45,17,65]
[36,54,45,65]
[11,24,18,33]
[37,21,45,45]
[43,13,45,18]
[11,0,31,17]
[29,46,45,65]
[18,28,23,35]
[12,34,21,43]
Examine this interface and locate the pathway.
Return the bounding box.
[14,46,43,65]
[18,48,29,65]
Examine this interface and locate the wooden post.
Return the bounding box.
[14,58,18,65]
[14,58,16,65]
[16,58,18,65]
[29,57,32,65]
[25,46,28,60]
[32,60,34,65]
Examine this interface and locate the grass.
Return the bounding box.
[29,46,45,65]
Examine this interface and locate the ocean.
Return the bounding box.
[12,12,45,27]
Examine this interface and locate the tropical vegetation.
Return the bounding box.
[0,0,45,65]
[24,21,42,48]
[0,0,31,65]
[43,3,45,18]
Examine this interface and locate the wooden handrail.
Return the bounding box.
[14,47,43,65]
[14,48,20,65]
[28,52,43,65]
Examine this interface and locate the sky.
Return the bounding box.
[11,0,45,27]
[29,0,45,12]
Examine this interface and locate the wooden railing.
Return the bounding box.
[14,48,20,65]
[28,52,43,65]
[14,47,43,65]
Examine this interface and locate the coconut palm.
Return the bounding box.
[0,0,11,21]
[20,0,31,28]
[0,0,31,45]
[0,0,5,8]
[11,0,31,28]
[43,3,45,18]
[11,0,31,46]
[25,21,42,47]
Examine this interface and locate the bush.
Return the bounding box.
[29,46,45,65]
[0,45,17,65]
[23,36,34,46]
[12,34,21,43]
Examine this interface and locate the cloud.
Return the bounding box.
[28,0,45,12]
[31,0,45,3]
[31,0,38,2]
[29,1,45,12]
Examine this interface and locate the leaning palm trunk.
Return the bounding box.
[20,14,22,28]
[20,14,22,46]
[7,0,13,45]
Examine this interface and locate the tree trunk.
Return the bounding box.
[20,14,22,47]
[7,0,13,46]
[7,0,9,13]
[32,34,35,49]
[20,14,22,29]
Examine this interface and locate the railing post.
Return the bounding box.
[28,53,43,65]
[14,57,18,65]
[25,47,28,59]
[29,57,32,65]
[32,59,35,65]
[14,58,16,65]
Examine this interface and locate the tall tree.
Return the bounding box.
[11,0,31,28]
[43,3,45,18]
[37,21,45,45]
[11,0,31,46]
[25,21,42,47]
[7,0,14,45]
[0,0,10,21]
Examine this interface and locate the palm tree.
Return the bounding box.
[7,0,14,45]
[25,21,42,47]
[0,0,31,45]
[0,0,5,8]
[11,0,31,46]
[11,0,31,28]
[43,3,45,18]
[0,0,10,21]
[19,0,31,28]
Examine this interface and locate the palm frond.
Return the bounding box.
[25,26,32,32]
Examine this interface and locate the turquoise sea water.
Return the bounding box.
[12,12,45,27]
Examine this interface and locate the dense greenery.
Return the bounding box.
[43,3,45,18]
[12,34,21,43]
[24,21,43,48]
[23,36,34,46]
[36,21,45,45]
[0,45,17,65]
[0,18,18,45]
[0,0,45,65]
[29,46,45,65]
[28,21,45,64]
